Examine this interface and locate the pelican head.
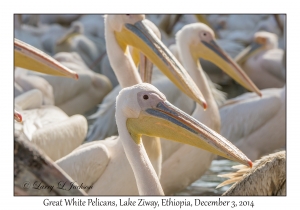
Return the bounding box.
[235,31,278,65]
[70,21,84,34]
[56,21,84,45]
[177,23,262,97]
[117,83,253,167]
[254,31,278,49]
[106,14,207,109]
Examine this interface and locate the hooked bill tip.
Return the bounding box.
[248,160,253,168]
[203,102,207,111]
[14,113,22,123]
[75,73,79,80]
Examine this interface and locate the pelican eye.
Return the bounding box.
[203,32,207,36]
[143,95,149,100]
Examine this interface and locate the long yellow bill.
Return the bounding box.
[127,98,253,167]
[191,39,262,97]
[14,38,78,79]
[115,20,207,109]
[234,42,264,65]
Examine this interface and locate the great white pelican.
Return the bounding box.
[62,83,252,195]
[105,14,206,107]
[234,31,285,89]
[57,20,259,195]
[219,34,286,160]
[55,14,211,195]
[159,23,261,195]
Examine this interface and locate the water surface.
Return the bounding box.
[176,159,237,196]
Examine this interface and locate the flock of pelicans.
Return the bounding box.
[14,14,286,196]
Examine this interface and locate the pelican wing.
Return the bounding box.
[28,72,110,115]
[220,89,282,142]
[261,49,285,82]
[87,85,121,141]
[15,89,44,110]
[32,114,87,161]
[20,106,69,141]
[219,151,286,195]
[29,72,90,104]
[56,138,112,189]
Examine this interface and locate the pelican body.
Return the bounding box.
[235,31,285,89]
[56,14,208,195]
[159,23,261,195]
[56,15,255,195]
[220,86,285,161]
[60,83,252,195]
